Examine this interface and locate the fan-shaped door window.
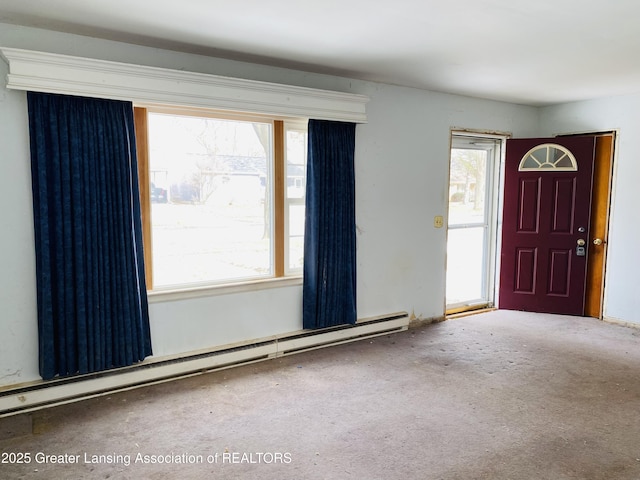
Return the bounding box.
[519,143,578,171]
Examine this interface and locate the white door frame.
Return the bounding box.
[446,129,509,313]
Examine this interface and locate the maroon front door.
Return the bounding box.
[499,137,596,315]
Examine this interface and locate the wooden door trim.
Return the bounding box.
[556,131,616,319]
[584,133,615,318]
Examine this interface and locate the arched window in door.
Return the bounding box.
[519,143,578,171]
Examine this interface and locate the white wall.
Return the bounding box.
[540,97,640,325]
[0,24,539,387]
[0,46,38,386]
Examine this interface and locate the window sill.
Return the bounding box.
[147,276,303,303]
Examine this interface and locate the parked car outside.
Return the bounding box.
[150,182,168,203]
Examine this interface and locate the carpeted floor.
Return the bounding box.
[1,310,639,479]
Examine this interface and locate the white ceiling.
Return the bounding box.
[1,0,639,106]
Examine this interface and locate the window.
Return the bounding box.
[519,143,578,171]
[135,108,307,290]
[285,124,307,272]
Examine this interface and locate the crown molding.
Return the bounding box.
[0,47,368,123]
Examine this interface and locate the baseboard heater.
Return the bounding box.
[0,312,409,417]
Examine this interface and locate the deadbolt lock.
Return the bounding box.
[576,239,586,246]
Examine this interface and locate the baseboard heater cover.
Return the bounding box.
[0,312,408,417]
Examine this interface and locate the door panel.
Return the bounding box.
[548,249,571,295]
[515,248,536,293]
[518,178,540,232]
[499,136,596,315]
[551,178,576,233]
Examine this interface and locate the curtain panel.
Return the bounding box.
[28,92,152,380]
[303,119,357,329]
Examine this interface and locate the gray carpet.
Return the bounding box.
[1,310,640,479]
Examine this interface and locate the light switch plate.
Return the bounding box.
[434,215,444,228]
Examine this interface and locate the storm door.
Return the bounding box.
[446,134,502,312]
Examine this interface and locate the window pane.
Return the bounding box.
[448,149,487,225]
[148,112,272,288]
[446,227,486,305]
[519,144,578,171]
[288,204,305,270]
[285,127,307,272]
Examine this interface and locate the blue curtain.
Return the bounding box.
[303,119,357,329]
[28,92,152,380]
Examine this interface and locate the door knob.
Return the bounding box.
[577,239,586,246]
[593,238,603,246]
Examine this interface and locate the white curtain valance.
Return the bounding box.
[0,47,368,123]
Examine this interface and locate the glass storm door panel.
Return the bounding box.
[499,137,596,315]
[446,135,501,310]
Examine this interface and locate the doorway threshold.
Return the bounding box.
[446,305,496,320]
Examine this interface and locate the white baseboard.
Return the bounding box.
[0,313,408,417]
[602,316,640,329]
